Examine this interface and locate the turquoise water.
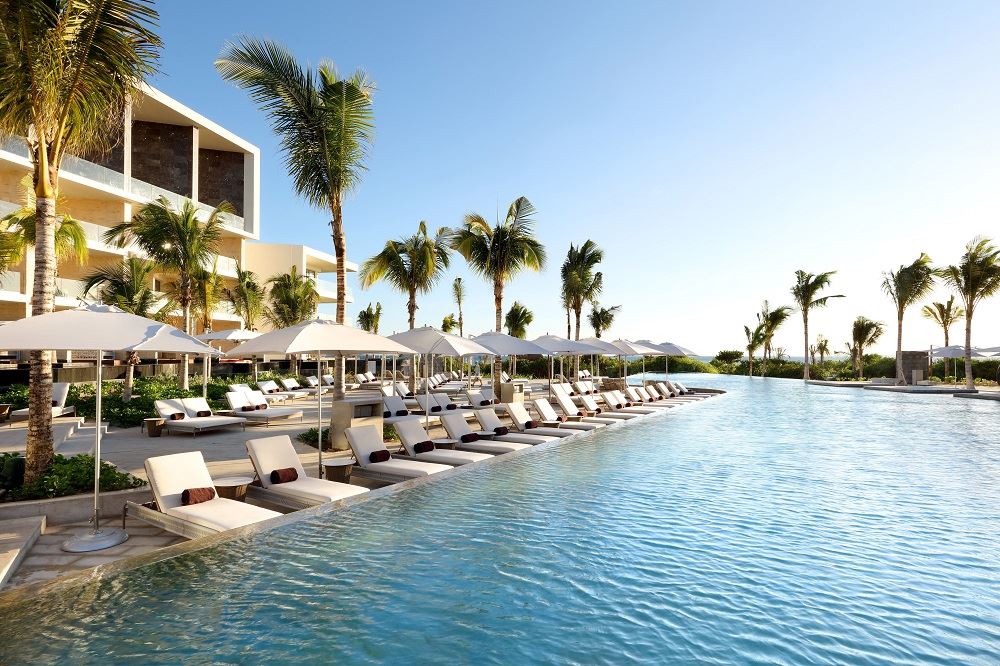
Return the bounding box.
[2,374,999,664]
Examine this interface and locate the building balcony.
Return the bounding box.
[0,271,24,298]
[308,275,352,304]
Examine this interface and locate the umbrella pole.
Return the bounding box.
[425,353,431,431]
[63,349,127,552]
[317,349,323,477]
[548,354,552,400]
[203,350,209,399]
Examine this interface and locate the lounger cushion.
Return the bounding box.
[417,450,491,466]
[365,459,451,478]
[456,440,530,454]
[270,467,298,484]
[370,450,391,463]
[165,497,280,532]
[181,487,216,505]
[164,415,246,431]
[265,476,368,504]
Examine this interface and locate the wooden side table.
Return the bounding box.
[213,476,254,502]
[143,417,165,437]
[322,458,355,484]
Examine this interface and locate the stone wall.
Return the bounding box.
[898,351,929,384]
[198,148,244,216]
[131,121,194,197]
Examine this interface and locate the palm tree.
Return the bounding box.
[561,240,604,340]
[452,196,546,387]
[216,38,374,401]
[757,300,794,374]
[939,237,1000,389]
[850,316,886,379]
[1,177,89,268]
[356,302,382,334]
[452,277,465,337]
[192,264,225,334]
[82,257,161,402]
[225,264,266,331]
[809,344,817,366]
[882,253,935,383]
[744,323,765,377]
[0,0,160,482]
[358,221,451,330]
[105,197,228,389]
[921,296,964,379]
[504,302,533,339]
[588,304,621,338]
[265,266,319,328]
[816,335,831,364]
[791,270,843,380]
[441,313,457,333]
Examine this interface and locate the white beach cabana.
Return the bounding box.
[226,319,415,473]
[0,304,219,552]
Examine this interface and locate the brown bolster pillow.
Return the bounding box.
[256,404,267,410]
[430,405,441,412]
[493,426,508,436]
[446,403,457,410]
[181,487,215,505]
[395,410,408,417]
[383,410,392,418]
[460,433,479,443]
[270,467,298,484]
[479,400,491,406]
[52,400,59,407]
[557,415,568,422]
[413,441,434,454]
[196,410,211,417]
[524,420,538,429]
[594,408,602,414]
[169,412,185,420]
[241,405,255,412]
[369,449,390,463]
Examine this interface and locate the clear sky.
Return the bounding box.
[150,1,1000,357]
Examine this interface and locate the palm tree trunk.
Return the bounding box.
[748,354,753,377]
[181,301,191,390]
[565,308,570,339]
[407,291,417,330]
[802,312,810,380]
[123,352,140,402]
[25,193,56,483]
[895,313,904,384]
[329,198,348,404]
[943,327,950,380]
[493,282,503,389]
[964,311,974,389]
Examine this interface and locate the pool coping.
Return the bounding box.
[0,391,725,605]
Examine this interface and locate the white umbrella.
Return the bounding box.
[611,339,666,385]
[532,335,606,395]
[227,320,415,474]
[474,331,549,356]
[927,345,989,358]
[195,330,263,398]
[0,304,218,552]
[389,327,493,428]
[577,336,623,376]
[637,340,696,376]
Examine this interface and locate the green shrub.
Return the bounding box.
[0,385,29,410]
[6,454,145,501]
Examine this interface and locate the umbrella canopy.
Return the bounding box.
[196,328,261,343]
[473,332,548,356]
[389,326,493,356]
[927,345,990,358]
[531,335,605,356]
[226,319,415,357]
[577,336,627,355]
[973,344,1000,353]
[636,340,697,357]
[610,339,665,356]
[0,304,218,354]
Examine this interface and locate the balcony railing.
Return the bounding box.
[0,271,21,293]
[55,277,90,301]
[202,254,239,276]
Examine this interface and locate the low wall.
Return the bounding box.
[0,487,151,525]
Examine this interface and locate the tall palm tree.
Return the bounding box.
[791,270,843,380]
[106,197,228,389]
[225,264,266,331]
[216,38,374,401]
[921,296,964,379]
[356,302,382,334]
[809,344,817,366]
[816,335,831,364]
[1,177,89,268]
[561,240,603,340]
[504,301,533,339]
[441,313,457,333]
[265,266,319,328]
[882,253,935,383]
[452,277,465,337]
[757,300,794,374]
[850,316,886,379]
[0,0,158,482]
[588,304,621,338]
[452,196,545,387]
[744,323,765,377]
[359,221,451,330]
[939,237,1000,389]
[83,257,161,402]
[192,264,225,334]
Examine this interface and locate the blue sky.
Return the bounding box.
[151,1,1000,356]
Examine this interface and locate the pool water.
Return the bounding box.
[1,375,999,664]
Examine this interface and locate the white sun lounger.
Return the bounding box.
[225,391,304,425]
[439,412,533,455]
[382,395,434,425]
[257,380,308,400]
[601,392,658,415]
[134,450,281,539]
[504,402,577,438]
[622,387,676,409]
[303,376,332,393]
[12,382,76,420]
[531,398,605,430]
[394,420,493,466]
[474,408,556,445]
[345,425,452,483]
[230,383,288,404]
[280,377,321,396]
[551,389,622,424]
[245,435,368,509]
[154,398,246,436]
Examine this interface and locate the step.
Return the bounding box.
[0,516,45,588]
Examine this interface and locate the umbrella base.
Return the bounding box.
[62,527,129,553]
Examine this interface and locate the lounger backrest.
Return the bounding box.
[573,382,589,395]
[580,394,603,412]
[553,391,582,417]
[415,394,439,413]
[394,382,411,397]
[393,419,430,456]
[601,393,624,409]
[475,408,504,431]
[624,387,644,402]
[305,376,320,387]
[246,435,304,489]
[664,380,681,394]
[52,383,70,408]
[505,402,531,429]
[481,386,496,401]
[257,380,280,393]
[383,395,408,415]
[633,387,653,402]
[229,383,252,394]
[364,372,376,381]
[322,374,335,385]
[433,393,453,408]
[145,450,214,511]
[655,382,675,397]
[440,411,471,438]
[182,397,214,417]
[281,378,301,390]
[380,384,394,397]
[354,373,367,384]
[467,391,491,407]
[226,391,251,411]
[247,391,269,408]
[154,398,187,419]
[532,398,560,422]
[344,425,388,467]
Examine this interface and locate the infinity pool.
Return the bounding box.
[1,375,999,663]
